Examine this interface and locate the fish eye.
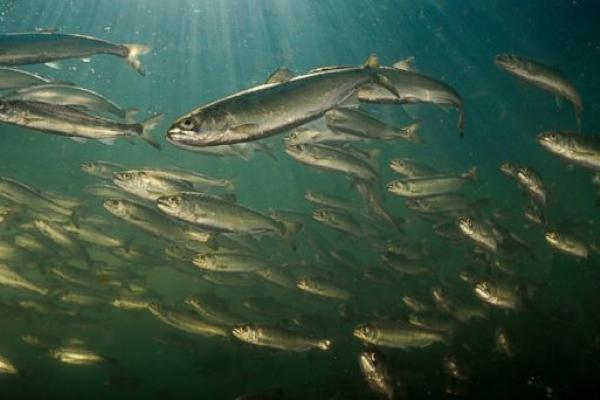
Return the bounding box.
[180,118,196,130]
[370,352,378,363]
[290,132,297,139]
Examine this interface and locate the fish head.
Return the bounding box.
[156,194,182,215]
[296,277,311,291]
[193,253,217,269]
[494,54,523,72]
[474,280,492,299]
[358,350,382,375]
[311,210,329,223]
[405,198,426,211]
[544,230,561,245]
[537,131,569,155]
[102,199,130,217]
[389,158,408,173]
[284,143,306,158]
[499,162,517,177]
[353,323,377,342]
[167,110,232,146]
[386,180,409,195]
[456,216,474,235]
[232,323,259,344]
[285,129,305,146]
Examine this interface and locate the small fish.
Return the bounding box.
[49,346,114,365]
[544,230,588,259]
[358,350,395,400]
[232,323,331,352]
[326,108,420,142]
[495,54,582,131]
[297,277,352,301]
[0,67,51,90]
[537,131,600,171]
[353,323,447,349]
[0,355,19,375]
[80,161,125,180]
[387,167,476,198]
[390,158,438,177]
[193,252,269,273]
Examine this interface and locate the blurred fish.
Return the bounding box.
[495,54,582,131]
[358,350,395,400]
[49,346,114,365]
[0,32,151,75]
[304,191,359,212]
[148,302,228,337]
[285,126,362,146]
[297,277,352,301]
[495,328,518,357]
[515,167,547,205]
[0,176,73,216]
[0,263,47,295]
[0,354,18,375]
[185,294,243,327]
[474,279,521,310]
[113,170,193,201]
[193,252,269,273]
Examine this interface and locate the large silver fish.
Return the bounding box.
[537,131,600,171]
[166,55,399,146]
[495,54,583,131]
[0,67,51,90]
[0,32,151,75]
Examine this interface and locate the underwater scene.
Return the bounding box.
[0,0,599,398]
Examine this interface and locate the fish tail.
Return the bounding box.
[123,107,140,123]
[317,339,332,351]
[139,113,163,150]
[124,43,152,76]
[462,166,477,180]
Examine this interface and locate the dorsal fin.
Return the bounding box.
[364,53,379,68]
[265,67,294,84]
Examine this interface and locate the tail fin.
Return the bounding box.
[123,107,140,123]
[393,56,416,71]
[398,122,420,143]
[124,43,152,76]
[139,113,163,150]
[317,339,332,351]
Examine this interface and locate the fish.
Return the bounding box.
[387,167,476,198]
[148,302,229,337]
[184,294,242,327]
[0,176,73,216]
[353,323,447,349]
[0,32,151,75]
[312,209,364,237]
[353,179,401,230]
[137,169,234,191]
[0,67,51,90]
[544,230,588,259]
[103,198,214,244]
[166,55,399,146]
[537,131,600,171]
[474,279,521,310]
[495,328,518,357]
[304,190,360,212]
[325,108,420,142]
[49,346,114,365]
[156,192,296,238]
[63,223,124,248]
[254,267,296,289]
[113,170,193,201]
[406,193,484,214]
[2,83,138,120]
[0,100,162,149]
[357,64,464,136]
[232,323,331,351]
[286,143,378,181]
[285,126,363,146]
[297,277,352,301]
[33,219,93,265]
[192,252,269,273]
[358,350,395,400]
[382,253,430,275]
[0,355,19,375]
[389,158,438,177]
[456,216,499,252]
[515,167,547,205]
[495,54,582,131]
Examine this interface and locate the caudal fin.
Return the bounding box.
[139,114,163,150]
[124,43,152,76]
[317,339,332,351]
